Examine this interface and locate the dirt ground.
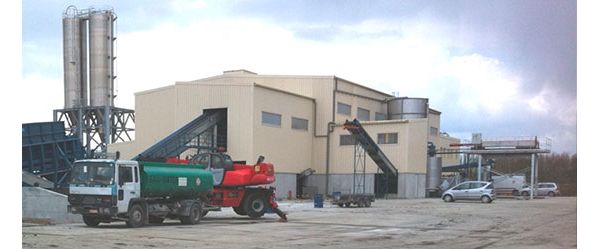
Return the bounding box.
[22,197,576,249]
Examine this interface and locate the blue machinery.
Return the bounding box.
[22,122,84,190]
[23,109,226,190]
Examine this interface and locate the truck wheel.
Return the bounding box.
[233,206,247,216]
[245,192,267,218]
[148,216,164,224]
[180,202,202,225]
[126,204,145,228]
[83,215,100,227]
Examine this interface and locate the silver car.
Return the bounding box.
[520,182,560,197]
[442,181,496,203]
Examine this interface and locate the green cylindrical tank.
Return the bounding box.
[140,162,213,199]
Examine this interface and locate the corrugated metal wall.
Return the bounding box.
[335,78,391,102]
[116,82,256,161]
[437,135,461,166]
[329,174,375,195]
[311,137,327,174]
[176,82,255,161]
[397,173,426,198]
[405,119,428,173]
[134,85,177,156]
[253,76,335,136]
[330,120,427,174]
[252,85,315,173]
[334,91,387,123]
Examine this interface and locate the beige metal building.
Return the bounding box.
[109,70,459,199]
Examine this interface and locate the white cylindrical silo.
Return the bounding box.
[62,6,87,108]
[387,97,429,120]
[89,10,115,107]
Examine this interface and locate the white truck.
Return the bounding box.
[491,175,527,196]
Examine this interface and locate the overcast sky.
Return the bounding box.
[21,0,577,154]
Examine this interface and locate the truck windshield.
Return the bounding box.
[71,162,115,186]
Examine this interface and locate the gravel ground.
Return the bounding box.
[22,197,576,249]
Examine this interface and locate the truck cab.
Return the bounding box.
[68,158,211,227]
[68,159,141,226]
[191,153,233,186]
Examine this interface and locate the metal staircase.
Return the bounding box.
[133,109,226,161]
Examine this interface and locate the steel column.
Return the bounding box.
[78,108,83,144]
[530,153,536,200]
[103,105,110,150]
[477,155,482,181]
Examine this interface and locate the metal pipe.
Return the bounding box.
[78,108,83,147]
[477,155,482,181]
[325,77,338,196]
[352,142,356,194]
[534,154,539,196]
[325,127,330,196]
[530,153,535,200]
[104,105,110,149]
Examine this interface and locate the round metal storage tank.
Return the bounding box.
[387,97,429,120]
[140,162,214,199]
[63,8,87,108]
[426,157,442,191]
[89,11,114,107]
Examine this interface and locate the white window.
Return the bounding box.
[291,117,309,131]
[262,111,281,127]
[340,135,356,146]
[357,108,370,121]
[375,112,387,121]
[337,102,351,116]
[430,127,439,136]
[377,133,398,144]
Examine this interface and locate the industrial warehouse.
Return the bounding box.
[107,69,461,200]
[20,4,578,249]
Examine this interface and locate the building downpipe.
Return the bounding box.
[325,77,339,196]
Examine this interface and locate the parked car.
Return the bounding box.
[520,182,560,197]
[441,181,496,203]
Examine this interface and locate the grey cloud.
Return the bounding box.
[21,0,576,153]
[227,0,576,96]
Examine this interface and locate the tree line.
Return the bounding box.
[490,153,577,196]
